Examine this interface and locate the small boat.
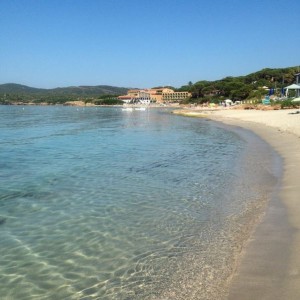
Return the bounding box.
[122,107,133,111]
[134,107,147,111]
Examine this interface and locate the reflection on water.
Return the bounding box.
[0,106,279,299]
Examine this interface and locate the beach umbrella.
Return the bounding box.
[284,84,300,97]
[284,84,300,89]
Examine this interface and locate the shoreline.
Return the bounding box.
[0,102,181,108]
[174,108,300,299]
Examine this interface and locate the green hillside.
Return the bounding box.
[178,66,299,103]
[0,84,45,94]
[0,83,129,104]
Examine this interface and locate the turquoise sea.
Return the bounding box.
[0,106,281,299]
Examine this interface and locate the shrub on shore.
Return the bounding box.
[280,99,299,109]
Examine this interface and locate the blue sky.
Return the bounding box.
[1,0,299,89]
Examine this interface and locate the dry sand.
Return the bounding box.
[174,108,300,299]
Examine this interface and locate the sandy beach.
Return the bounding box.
[174,108,300,299]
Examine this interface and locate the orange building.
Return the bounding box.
[118,88,191,103]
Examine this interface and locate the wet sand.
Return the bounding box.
[174,108,300,299]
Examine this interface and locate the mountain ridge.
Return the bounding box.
[0,83,129,95]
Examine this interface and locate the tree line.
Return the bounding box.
[176,66,299,104]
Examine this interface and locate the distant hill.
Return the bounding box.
[0,83,129,96]
[0,83,45,94]
[0,83,129,104]
[51,85,129,96]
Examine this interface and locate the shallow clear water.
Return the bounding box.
[0,106,279,299]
